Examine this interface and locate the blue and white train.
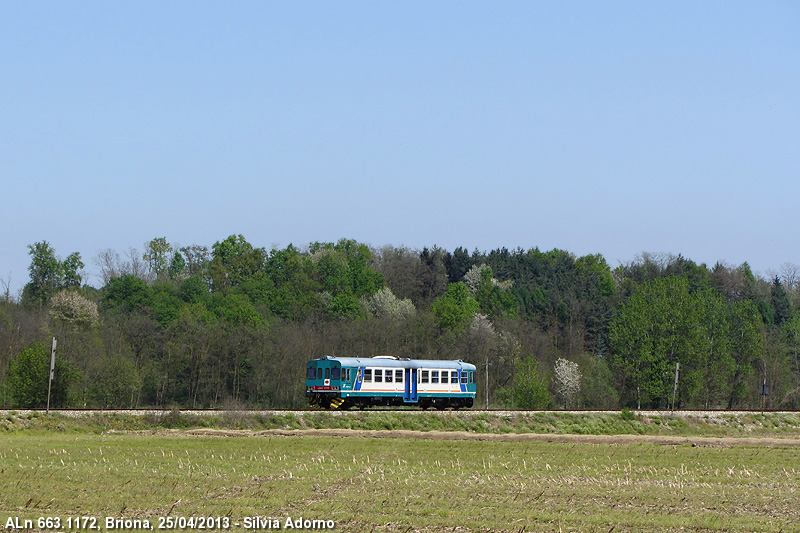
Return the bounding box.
[306,355,477,410]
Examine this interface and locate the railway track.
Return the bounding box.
[1,408,797,417]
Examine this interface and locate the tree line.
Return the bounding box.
[1,237,798,410]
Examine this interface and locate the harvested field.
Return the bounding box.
[1,427,799,532]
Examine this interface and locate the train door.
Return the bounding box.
[404,368,417,402]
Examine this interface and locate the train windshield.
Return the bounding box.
[306,366,316,380]
[331,367,340,380]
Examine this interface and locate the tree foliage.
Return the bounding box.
[2,237,796,410]
[7,342,77,408]
[22,242,84,305]
[610,277,765,409]
[498,357,551,409]
[430,282,479,332]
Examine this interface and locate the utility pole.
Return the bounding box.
[670,362,679,413]
[483,357,490,410]
[46,337,57,415]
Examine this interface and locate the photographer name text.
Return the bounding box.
[5,516,335,530]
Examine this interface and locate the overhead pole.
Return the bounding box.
[47,337,57,415]
[670,362,679,413]
[483,356,490,410]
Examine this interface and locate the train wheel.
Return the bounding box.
[330,397,345,409]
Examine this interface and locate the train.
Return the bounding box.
[306,355,477,409]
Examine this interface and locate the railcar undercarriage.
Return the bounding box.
[307,392,473,410]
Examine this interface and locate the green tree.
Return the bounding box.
[610,277,707,408]
[179,276,210,304]
[783,313,800,406]
[499,357,551,409]
[758,300,775,325]
[431,282,479,331]
[469,266,518,320]
[168,251,187,281]
[695,289,734,408]
[264,246,320,319]
[444,246,473,283]
[771,276,793,326]
[214,293,263,328]
[23,242,85,305]
[578,353,619,409]
[310,239,385,306]
[61,252,84,289]
[23,242,63,304]
[143,237,173,281]
[151,282,184,328]
[7,342,76,408]
[88,354,140,408]
[103,274,153,312]
[210,235,267,293]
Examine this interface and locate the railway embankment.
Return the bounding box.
[2,408,800,439]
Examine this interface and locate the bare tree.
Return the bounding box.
[94,249,122,285]
[125,247,149,280]
[94,247,151,285]
[372,246,426,303]
[180,245,210,277]
[0,274,13,302]
[780,263,800,308]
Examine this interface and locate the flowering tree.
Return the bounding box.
[49,290,99,329]
[463,264,513,294]
[361,287,416,320]
[553,358,582,408]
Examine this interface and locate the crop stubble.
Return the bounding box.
[0,430,798,533]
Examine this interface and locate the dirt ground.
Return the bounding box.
[138,427,800,447]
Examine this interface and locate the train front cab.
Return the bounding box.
[306,359,345,409]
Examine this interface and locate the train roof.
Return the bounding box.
[310,355,476,371]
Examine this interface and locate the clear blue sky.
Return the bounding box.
[2,2,798,295]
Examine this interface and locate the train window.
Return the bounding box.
[317,368,322,380]
[364,369,372,382]
[331,367,340,380]
[451,371,458,383]
[325,368,330,379]
[421,370,429,384]
[470,371,475,384]
[431,371,439,384]
[441,372,448,384]
[385,370,392,383]
[375,369,383,383]
[460,372,467,384]
[307,367,316,380]
[345,369,350,381]
[395,370,403,382]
